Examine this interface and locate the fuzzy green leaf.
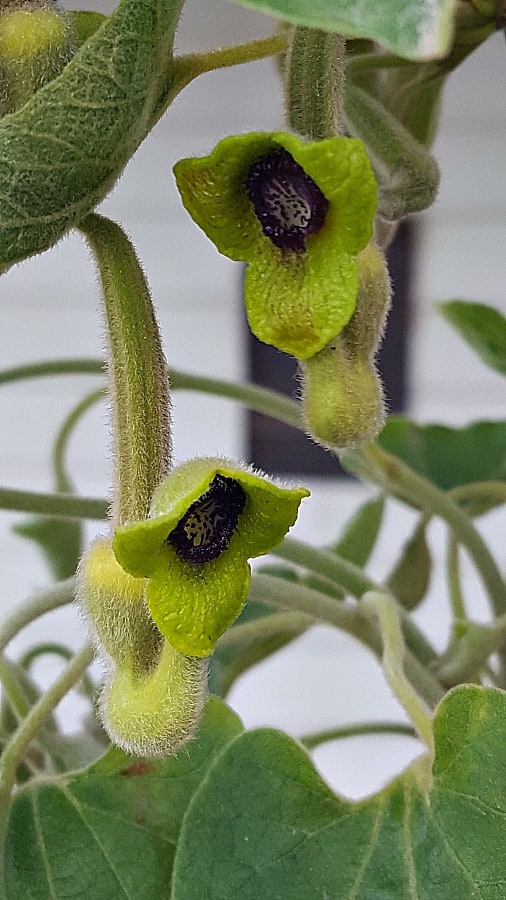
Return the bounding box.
[439,301,506,375]
[378,417,506,490]
[173,686,506,899]
[225,0,458,60]
[3,698,242,899]
[0,0,183,268]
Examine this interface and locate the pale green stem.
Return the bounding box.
[361,592,434,751]
[0,646,93,865]
[450,480,506,514]
[251,573,381,649]
[79,214,171,526]
[172,32,286,86]
[217,611,312,649]
[301,720,417,749]
[0,358,103,384]
[0,487,107,520]
[53,389,105,491]
[0,655,29,720]
[0,358,302,429]
[275,537,437,666]
[447,533,467,622]
[170,370,301,429]
[250,574,444,708]
[345,81,440,220]
[0,579,75,655]
[21,643,95,701]
[276,536,374,597]
[360,442,506,617]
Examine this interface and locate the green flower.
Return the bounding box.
[113,457,309,658]
[173,132,377,360]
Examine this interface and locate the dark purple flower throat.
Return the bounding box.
[246,148,328,253]
[167,475,246,564]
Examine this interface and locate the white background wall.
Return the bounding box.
[0,1,504,799]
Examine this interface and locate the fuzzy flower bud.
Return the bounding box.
[301,243,391,449]
[77,537,207,757]
[0,1,75,114]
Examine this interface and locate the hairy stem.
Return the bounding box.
[275,537,437,665]
[286,28,346,139]
[0,579,75,655]
[173,32,286,86]
[361,592,434,750]
[360,442,506,617]
[79,214,171,525]
[251,574,443,708]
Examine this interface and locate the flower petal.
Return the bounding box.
[113,458,309,576]
[146,547,251,657]
[244,236,358,359]
[113,458,309,656]
[173,133,275,262]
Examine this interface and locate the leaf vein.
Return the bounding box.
[31,791,58,900]
[59,785,141,898]
[403,785,419,899]
[427,806,484,899]
[346,798,386,900]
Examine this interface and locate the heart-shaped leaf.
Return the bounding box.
[3,697,242,899]
[173,685,506,899]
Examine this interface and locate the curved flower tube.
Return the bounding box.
[173,132,377,360]
[113,457,309,657]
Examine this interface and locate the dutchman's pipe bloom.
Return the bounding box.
[173,132,377,360]
[113,457,309,657]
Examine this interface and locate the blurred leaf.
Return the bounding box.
[13,516,81,580]
[388,519,431,610]
[209,596,309,696]
[329,494,385,567]
[439,300,506,375]
[4,698,242,899]
[225,0,457,59]
[378,417,506,490]
[173,686,506,899]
